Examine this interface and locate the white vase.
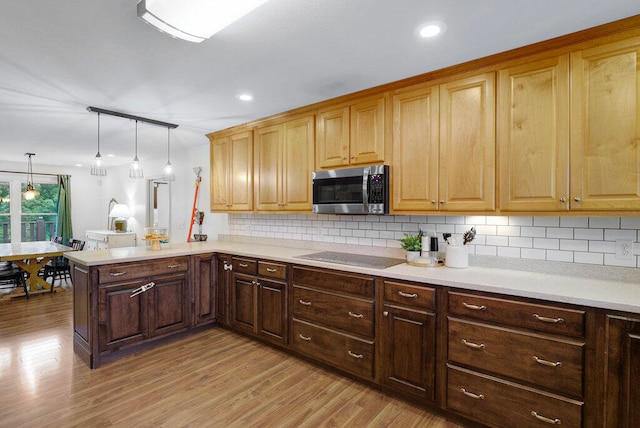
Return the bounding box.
[445,245,468,268]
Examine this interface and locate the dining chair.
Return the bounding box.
[44,239,85,292]
[0,262,29,298]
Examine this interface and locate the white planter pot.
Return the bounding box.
[406,251,421,263]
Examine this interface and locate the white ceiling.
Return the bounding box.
[2,0,640,169]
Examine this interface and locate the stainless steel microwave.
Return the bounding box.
[312,165,389,214]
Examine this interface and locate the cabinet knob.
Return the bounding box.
[573,197,581,202]
[383,311,389,317]
[559,197,567,203]
[350,155,355,159]
[431,200,436,204]
[439,200,444,204]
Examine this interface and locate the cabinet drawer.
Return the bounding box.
[383,281,435,310]
[292,266,374,298]
[448,318,584,398]
[258,261,287,280]
[98,257,189,284]
[293,286,374,337]
[232,257,257,275]
[448,291,585,337]
[447,365,582,428]
[292,319,374,380]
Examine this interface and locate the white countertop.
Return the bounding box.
[64,240,640,314]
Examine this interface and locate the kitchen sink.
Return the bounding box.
[296,251,405,269]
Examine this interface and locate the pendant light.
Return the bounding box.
[129,120,144,179]
[163,127,175,181]
[23,153,40,200]
[90,112,107,176]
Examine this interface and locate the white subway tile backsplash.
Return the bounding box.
[589,217,620,228]
[227,214,640,268]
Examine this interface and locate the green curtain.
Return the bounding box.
[56,175,73,243]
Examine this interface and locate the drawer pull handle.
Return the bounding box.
[266,267,277,273]
[533,314,564,324]
[348,311,364,319]
[167,264,181,268]
[462,339,485,350]
[533,356,562,368]
[460,388,484,400]
[462,302,486,311]
[238,263,249,268]
[531,411,561,425]
[298,299,312,306]
[109,271,127,277]
[347,351,363,359]
[298,334,311,341]
[398,291,418,298]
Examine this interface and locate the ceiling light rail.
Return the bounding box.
[86,107,179,129]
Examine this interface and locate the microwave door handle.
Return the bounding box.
[362,168,369,212]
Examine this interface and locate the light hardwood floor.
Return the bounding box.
[0,289,464,428]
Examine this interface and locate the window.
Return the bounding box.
[0,182,9,243]
[0,175,59,243]
[21,182,59,241]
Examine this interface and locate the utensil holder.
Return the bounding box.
[445,245,468,268]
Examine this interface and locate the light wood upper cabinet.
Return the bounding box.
[210,131,253,212]
[440,73,495,211]
[391,84,439,212]
[497,55,570,212]
[391,73,495,213]
[316,107,349,169]
[255,115,315,212]
[316,94,386,169]
[570,37,640,211]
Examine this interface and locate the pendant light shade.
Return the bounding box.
[23,153,40,200]
[91,112,107,176]
[129,120,144,179]
[163,127,175,181]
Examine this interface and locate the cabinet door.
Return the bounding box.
[254,124,283,211]
[316,106,350,169]
[229,131,253,211]
[350,94,386,165]
[210,135,230,211]
[571,37,640,210]
[210,132,253,211]
[498,55,570,211]
[216,255,232,327]
[380,305,436,401]
[605,315,640,427]
[232,274,257,334]
[193,254,216,327]
[439,73,496,211]
[391,84,439,212]
[282,115,314,211]
[148,273,189,337]
[98,280,148,352]
[257,278,287,345]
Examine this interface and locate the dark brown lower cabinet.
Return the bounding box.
[192,253,216,327]
[98,272,189,353]
[215,254,232,327]
[231,257,288,346]
[380,304,436,401]
[605,314,640,428]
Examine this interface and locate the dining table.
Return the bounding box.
[0,241,75,295]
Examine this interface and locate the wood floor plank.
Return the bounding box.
[0,288,463,427]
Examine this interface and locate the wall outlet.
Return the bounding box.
[615,240,633,261]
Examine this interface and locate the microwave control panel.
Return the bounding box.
[369,174,385,204]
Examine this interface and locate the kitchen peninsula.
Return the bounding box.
[66,240,640,427]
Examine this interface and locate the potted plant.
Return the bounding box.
[400,230,423,262]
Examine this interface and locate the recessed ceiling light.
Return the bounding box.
[75,163,83,167]
[416,21,447,39]
[107,154,115,157]
[236,93,253,101]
